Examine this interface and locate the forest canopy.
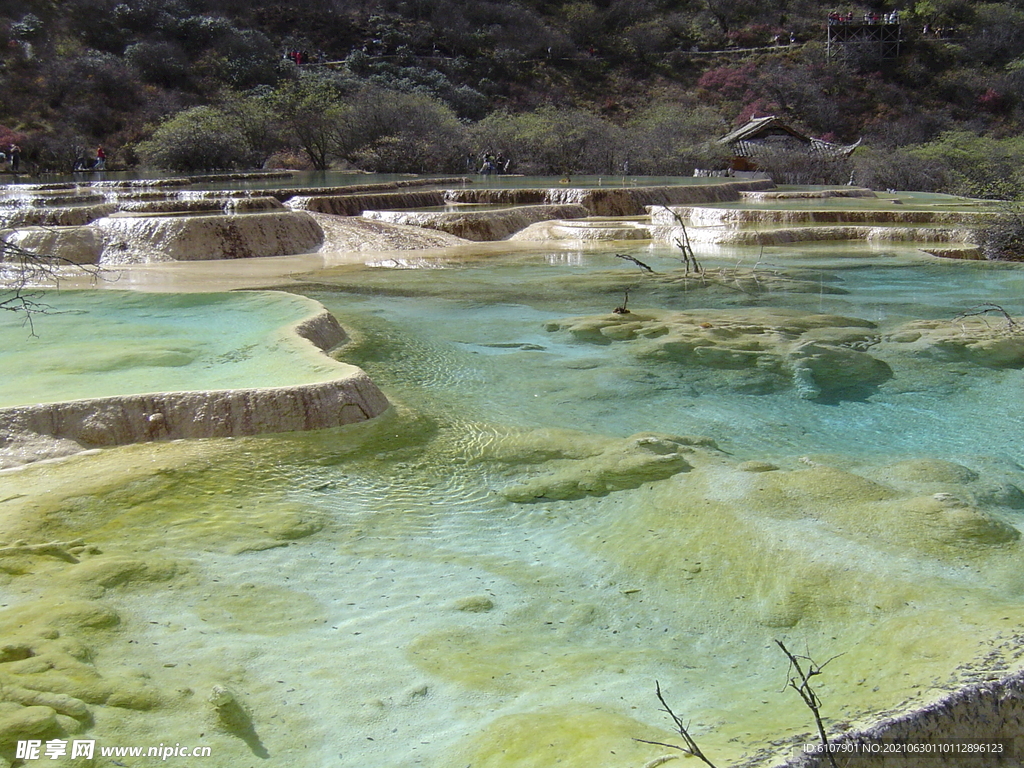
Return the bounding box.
[3,0,1024,193]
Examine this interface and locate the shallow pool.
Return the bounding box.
[0,291,344,407]
[3,235,1024,768]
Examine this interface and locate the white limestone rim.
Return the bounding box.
[774,666,1024,768]
[509,218,652,241]
[94,209,326,264]
[361,203,591,241]
[651,223,978,247]
[0,300,391,459]
[740,187,879,201]
[651,205,1000,227]
[443,179,779,216]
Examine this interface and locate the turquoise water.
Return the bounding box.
[0,290,343,406]
[251,241,1024,764]
[706,189,999,212]
[303,243,1024,459]
[5,233,1024,767]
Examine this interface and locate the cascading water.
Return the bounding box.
[1,180,1023,768]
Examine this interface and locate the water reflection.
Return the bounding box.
[544,251,585,266]
[3,200,1024,768]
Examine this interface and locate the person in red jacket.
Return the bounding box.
[94,146,106,170]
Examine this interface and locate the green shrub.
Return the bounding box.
[853,147,948,192]
[344,88,469,172]
[624,102,729,175]
[908,131,1024,197]
[125,40,190,88]
[472,106,621,175]
[136,106,249,171]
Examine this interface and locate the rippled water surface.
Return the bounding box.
[308,244,1024,457]
[5,234,1024,768]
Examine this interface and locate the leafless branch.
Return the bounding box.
[776,640,842,768]
[634,681,718,768]
[610,253,654,314]
[659,205,703,275]
[613,286,631,314]
[614,252,656,273]
[1,236,109,334]
[952,303,1021,333]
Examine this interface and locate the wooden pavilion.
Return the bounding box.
[717,115,861,172]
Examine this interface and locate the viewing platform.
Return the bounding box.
[827,13,902,59]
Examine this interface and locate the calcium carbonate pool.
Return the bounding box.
[3,196,1024,768]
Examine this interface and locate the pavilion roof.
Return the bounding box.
[718,115,861,157]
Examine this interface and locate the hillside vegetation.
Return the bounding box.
[2,0,1024,193]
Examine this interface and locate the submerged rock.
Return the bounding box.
[547,265,850,299]
[483,429,705,502]
[547,307,891,400]
[884,316,1024,368]
[0,704,59,749]
[880,458,980,485]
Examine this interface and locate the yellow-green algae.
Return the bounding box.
[0,290,347,408]
[546,307,894,401]
[0,435,341,766]
[437,705,675,768]
[3,402,1024,767]
[386,433,1024,764]
[3,300,1024,768]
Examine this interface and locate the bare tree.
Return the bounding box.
[611,253,657,314]
[953,303,1021,332]
[634,681,719,768]
[636,641,846,768]
[1,239,103,333]
[658,205,703,274]
[701,0,761,34]
[614,252,656,273]
[776,640,843,768]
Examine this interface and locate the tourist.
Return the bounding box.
[9,143,20,173]
[94,146,106,170]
